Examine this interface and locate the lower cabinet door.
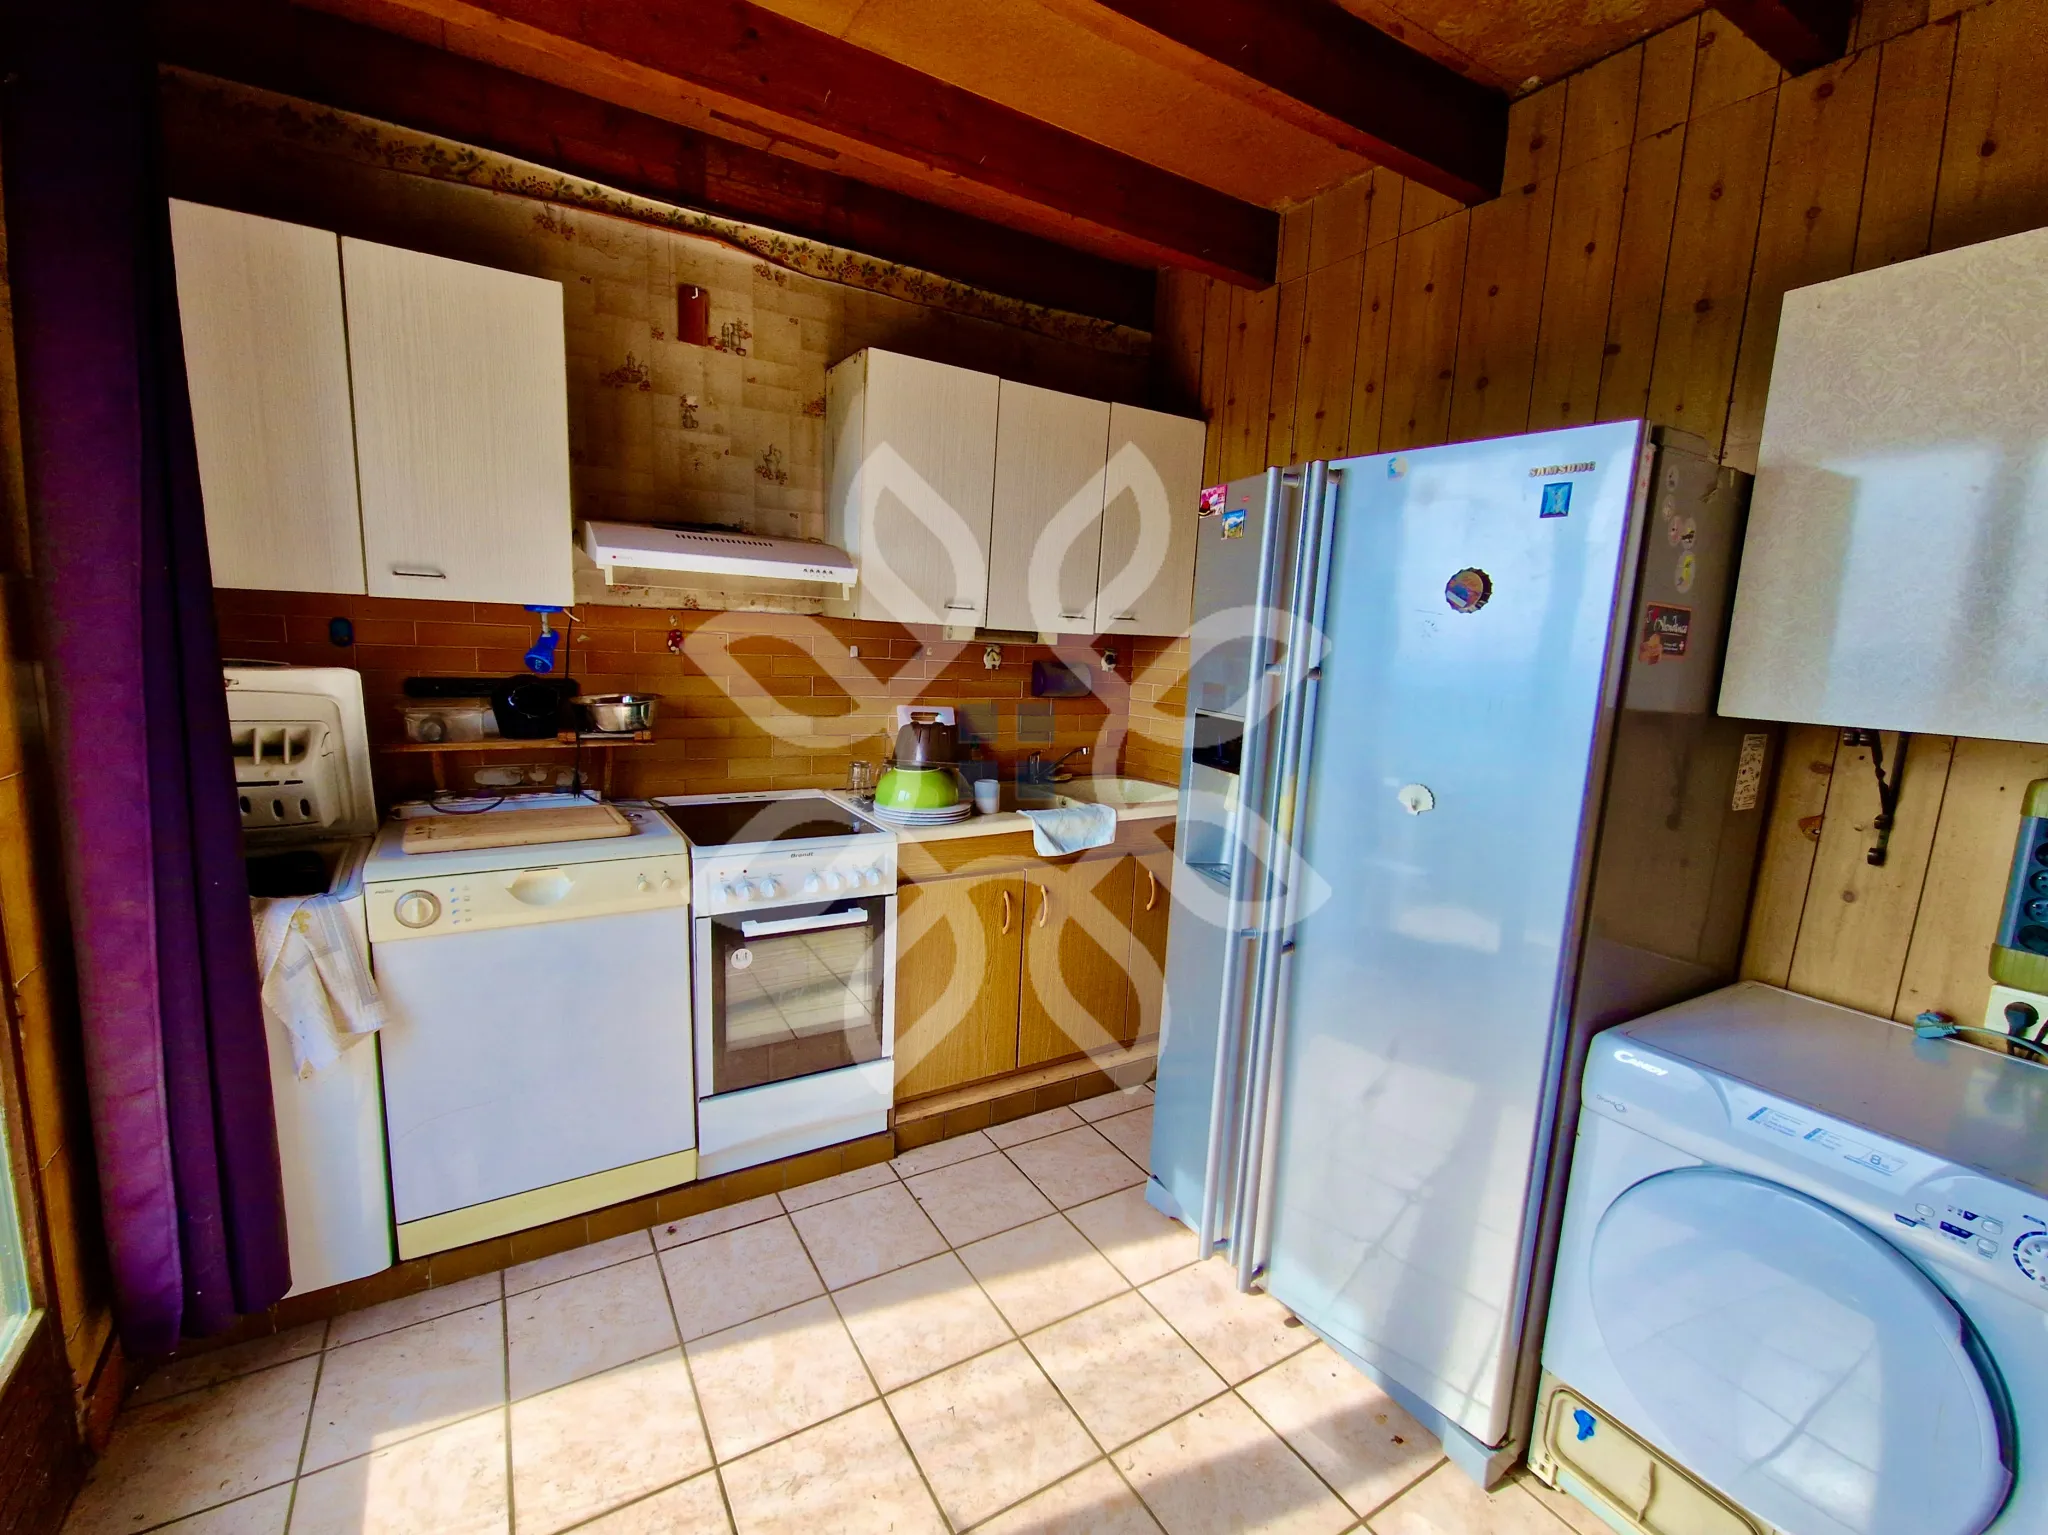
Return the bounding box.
[894,874,1025,1099]
[1018,856,1137,1068]
[1123,850,1172,1045]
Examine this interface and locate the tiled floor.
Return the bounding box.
[68,1085,1605,1535]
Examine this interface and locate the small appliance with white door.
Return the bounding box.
[225,666,393,1294]
[658,793,896,1177]
[365,797,695,1258]
[1537,982,2046,1535]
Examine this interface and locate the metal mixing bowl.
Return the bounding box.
[574,693,659,733]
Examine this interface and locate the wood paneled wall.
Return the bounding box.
[1154,0,2048,1033]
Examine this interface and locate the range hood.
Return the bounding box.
[582,520,858,588]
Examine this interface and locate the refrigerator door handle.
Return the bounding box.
[1198,466,1294,1258]
[1231,460,1342,1287]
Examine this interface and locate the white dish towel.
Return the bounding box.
[1019,802,1118,857]
[252,895,388,1078]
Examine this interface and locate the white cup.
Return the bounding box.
[973,779,1001,815]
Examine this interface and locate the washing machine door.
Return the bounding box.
[1591,1167,2008,1535]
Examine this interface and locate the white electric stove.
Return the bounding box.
[657,792,897,1176]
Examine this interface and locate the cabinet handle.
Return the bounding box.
[1060,611,1087,622]
[390,564,447,580]
[1113,613,1137,623]
[1037,883,1049,928]
[1000,888,1012,934]
[1144,867,1158,911]
[944,600,977,611]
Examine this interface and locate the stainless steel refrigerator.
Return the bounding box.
[1151,421,1774,1482]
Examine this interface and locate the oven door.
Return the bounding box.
[695,895,893,1097]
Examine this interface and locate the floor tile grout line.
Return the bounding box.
[283,1318,330,1530]
[498,1271,517,1535]
[101,1337,329,1535]
[500,1228,657,1299]
[648,1220,741,1535]
[777,1193,958,1533]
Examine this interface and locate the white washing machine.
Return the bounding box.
[226,666,393,1295]
[1537,982,2047,1535]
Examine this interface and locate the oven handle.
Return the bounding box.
[738,909,871,938]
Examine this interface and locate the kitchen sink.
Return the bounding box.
[1048,776,1178,808]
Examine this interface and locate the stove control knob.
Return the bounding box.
[395,890,441,929]
[717,882,739,902]
[824,870,845,892]
[862,867,883,888]
[760,878,782,900]
[660,874,677,892]
[636,875,651,893]
[803,873,822,895]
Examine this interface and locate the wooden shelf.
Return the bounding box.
[380,732,655,753]
[379,732,655,793]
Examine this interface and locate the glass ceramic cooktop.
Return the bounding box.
[664,794,873,847]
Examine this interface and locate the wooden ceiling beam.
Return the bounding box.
[1051,0,1507,204]
[1713,0,1853,74]
[287,0,1281,285]
[150,0,1159,328]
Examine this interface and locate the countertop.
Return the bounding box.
[888,797,1175,845]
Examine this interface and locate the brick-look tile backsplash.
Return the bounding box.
[217,590,1187,805]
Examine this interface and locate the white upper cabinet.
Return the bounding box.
[341,238,573,606]
[827,347,1207,636]
[828,349,1000,625]
[1097,403,1205,638]
[987,380,1111,633]
[169,200,366,594]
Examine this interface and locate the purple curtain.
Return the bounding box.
[3,2,290,1351]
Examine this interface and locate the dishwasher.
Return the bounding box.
[363,801,696,1258]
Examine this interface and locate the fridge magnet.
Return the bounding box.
[1445,568,1493,614]
[1539,482,1573,518]
[1388,456,1409,479]
[1731,732,1770,812]
[1221,507,1247,539]
[1674,551,1696,593]
[1198,484,1227,517]
[1638,603,1692,664]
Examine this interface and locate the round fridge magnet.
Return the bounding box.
[1445,568,1493,614]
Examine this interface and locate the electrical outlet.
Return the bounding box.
[1986,983,2048,1040]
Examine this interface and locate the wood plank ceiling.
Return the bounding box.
[172,0,1855,304]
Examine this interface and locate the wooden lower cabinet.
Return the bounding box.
[1018,855,1138,1068]
[1123,850,1172,1044]
[894,873,1025,1099]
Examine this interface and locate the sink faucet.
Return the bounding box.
[1023,747,1089,784]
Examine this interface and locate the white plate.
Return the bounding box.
[870,803,972,823]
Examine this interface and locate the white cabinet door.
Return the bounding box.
[342,238,573,606]
[169,201,365,594]
[1097,403,1206,637]
[987,380,1111,633]
[831,349,999,625]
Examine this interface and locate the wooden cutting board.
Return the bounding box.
[401,802,633,854]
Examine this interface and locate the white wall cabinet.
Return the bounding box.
[829,348,1204,636]
[342,239,573,606]
[987,381,1111,633]
[1097,403,1206,638]
[828,350,1000,625]
[171,202,573,607]
[169,200,367,595]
